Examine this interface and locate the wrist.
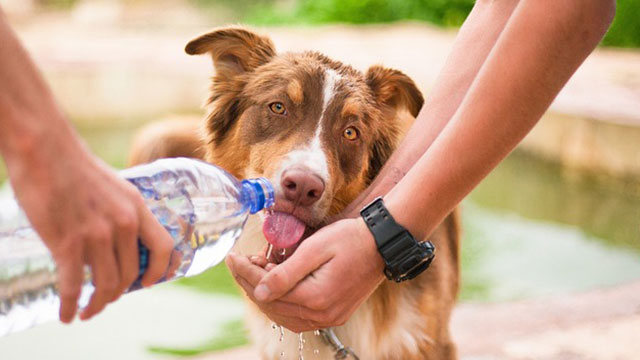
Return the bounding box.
[3,116,87,181]
[359,196,435,282]
[0,87,80,167]
[353,216,386,279]
[384,190,431,241]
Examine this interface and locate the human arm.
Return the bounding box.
[228,0,616,332]
[0,10,174,322]
[340,0,522,218]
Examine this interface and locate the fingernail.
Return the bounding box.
[254,284,271,302]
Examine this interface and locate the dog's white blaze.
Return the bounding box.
[277,142,329,186]
[322,68,341,114]
[274,68,341,194]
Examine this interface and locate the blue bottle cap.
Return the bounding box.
[242,178,275,214]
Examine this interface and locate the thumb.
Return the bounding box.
[137,206,174,287]
[254,239,329,302]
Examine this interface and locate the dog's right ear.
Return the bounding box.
[185,27,276,146]
[185,27,276,78]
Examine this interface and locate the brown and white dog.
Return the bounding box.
[129,27,459,360]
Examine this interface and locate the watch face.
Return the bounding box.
[392,241,436,282]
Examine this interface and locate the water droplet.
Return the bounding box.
[278,325,285,342]
[313,330,320,336]
[280,351,285,359]
[279,248,287,256]
[271,323,277,330]
[314,349,319,354]
[298,333,305,360]
[266,243,273,259]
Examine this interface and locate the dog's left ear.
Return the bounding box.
[365,65,424,117]
[365,66,424,182]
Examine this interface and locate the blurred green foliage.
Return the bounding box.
[602,0,640,48]
[0,160,6,184]
[38,0,79,9]
[206,0,639,48]
[173,262,242,297]
[148,319,248,356]
[245,0,473,27]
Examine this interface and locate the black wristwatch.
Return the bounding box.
[360,197,435,282]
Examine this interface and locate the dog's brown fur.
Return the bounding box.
[129,27,459,360]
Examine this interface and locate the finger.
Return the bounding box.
[137,207,173,287]
[56,258,84,323]
[225,253,237,275]
[232,263,320,320]
[165,250,183,280]
[229,255,324,324]
[249,255,268,268]
[113,216,139,298]
[254,240,330,302]
[231,253,269,287]
[235,277,317,332]
[265,263,276,271]
[81,235,119,320]
[233,270,257,297]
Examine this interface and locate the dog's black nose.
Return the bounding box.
[281,168,325,206]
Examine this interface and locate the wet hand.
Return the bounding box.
[226,218,385,333]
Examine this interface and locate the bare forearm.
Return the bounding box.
[0,10,79,164]
[342,0,520,217]
[386,0,615,239]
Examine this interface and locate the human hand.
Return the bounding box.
[226,217,385,333]
[6,141,174,323]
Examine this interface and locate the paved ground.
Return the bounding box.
[0,286,245,360]
[196,281,640,360]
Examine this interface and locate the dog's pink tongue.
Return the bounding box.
[263,212,306,249]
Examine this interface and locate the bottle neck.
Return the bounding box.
[241,178,275,214]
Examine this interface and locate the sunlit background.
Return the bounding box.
[1,0,639,359]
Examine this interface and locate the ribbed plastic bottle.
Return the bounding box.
[0,157,274,337]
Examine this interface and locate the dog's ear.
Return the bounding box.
[185,27,275,145]
[365,65,424,182]
[185,27,276,78]
[365,65,424,117]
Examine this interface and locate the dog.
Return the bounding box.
[128,27,460,360]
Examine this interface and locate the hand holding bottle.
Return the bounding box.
[5,143,175,323]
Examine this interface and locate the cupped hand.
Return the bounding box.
[7,142,174,323]
[226,217,385,333]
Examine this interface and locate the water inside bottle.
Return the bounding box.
[0,162,258,337]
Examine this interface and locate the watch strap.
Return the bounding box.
[360,197,406,250]
[360,197,435,282]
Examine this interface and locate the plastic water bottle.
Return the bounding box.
[0,157,274,337]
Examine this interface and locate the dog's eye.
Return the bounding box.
[269,102,286,115]
[343,126,359,141]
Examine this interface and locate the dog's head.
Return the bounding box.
[186,27,423,257]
